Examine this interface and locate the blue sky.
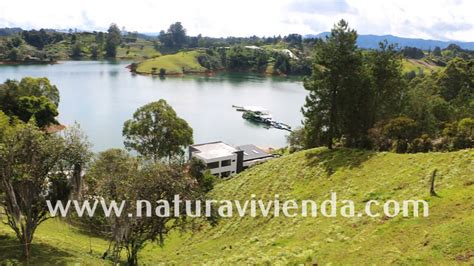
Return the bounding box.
[0,0,473,41]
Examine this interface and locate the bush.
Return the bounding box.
[383,117,418,153]
[409,134,433,153]
[286,127,305,153]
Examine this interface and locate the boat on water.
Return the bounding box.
[233,105,270,115]
[233,105,292,132]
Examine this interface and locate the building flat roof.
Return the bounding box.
[190,141,238,160]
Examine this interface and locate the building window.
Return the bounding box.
[221,171,231,178]
[221,159,231,167]
[207,161,219,169]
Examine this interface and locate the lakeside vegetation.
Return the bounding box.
[3,22,474,77]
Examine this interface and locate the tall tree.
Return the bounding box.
[302,20,368,149]
[167,22,187,48]
[0,122,91,258]
[105,24,121,58]
[366,41,406,124]
[122,99,193,161]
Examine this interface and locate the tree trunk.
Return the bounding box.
[328,87,337,149]
[71,163,82,199]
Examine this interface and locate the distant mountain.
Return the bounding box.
[0,27,23,36]
[306,32,474,51]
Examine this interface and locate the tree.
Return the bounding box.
[0,110,9,138]
[286,127,305,153]
[0,121,91,258]
[105,24,121,58]
[71,42,83,58]
[167,22,187,48]
[366,41,406,124]
[123,100,193,161]
[17,96,59,127]
[437,58,473,103]
[458,117,474,137]
[383,116,418,153]
[402,46,425,59]
[0,77,60,127]
[189,157,215,193]
[87,149,207,265]
[90,43,100,59]
[302,20,369,149]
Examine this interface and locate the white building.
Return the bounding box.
[189,141,274,178]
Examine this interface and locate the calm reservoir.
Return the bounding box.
[0,61,307,151]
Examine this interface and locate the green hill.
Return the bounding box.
[148,148,474,264]
[135,50,207,75]
[1,148,473,264]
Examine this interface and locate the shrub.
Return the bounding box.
[409,134,433,153]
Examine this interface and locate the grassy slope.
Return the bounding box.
[0,148,472,264]
[147,148,473,264]
[402,58,442,74]
[0,219,109,264]
[136,50,207,75]
[116,39,161,60]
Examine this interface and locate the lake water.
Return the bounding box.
[0,61,307,152]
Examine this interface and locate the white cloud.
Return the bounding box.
[0,0,473,41]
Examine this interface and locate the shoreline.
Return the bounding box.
[0,60,58,66]
[129,65,295,78]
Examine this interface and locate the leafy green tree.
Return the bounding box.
[0,121,91,258]
[18,77,60,106]
[168,22,187,48]
[0,110,9,138]
[438,58,473,102]
[0,77,60,127]
[189,157,215,193]
[105,24,121,58]
[273,52,290,74]
[286,127,306,153]
[17,96,59,127]
[302,20,369,149]
[432,46,442,57]
[383,116,418,153]
[366,41,406,124]
[8,47,20,61]
[123,99,193,161]
[87,149,207,265]
[71,42,83,58]
[90,43,100,59]
[458,118,474,137]
[402,46,425,59]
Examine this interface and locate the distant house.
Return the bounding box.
[189,141,274,178]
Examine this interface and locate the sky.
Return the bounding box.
[0,0,473,42]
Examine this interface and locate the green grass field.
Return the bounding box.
[116,39,161,60]
[136,50,207,75]
[1,148,473,264]
[402,58,442,74]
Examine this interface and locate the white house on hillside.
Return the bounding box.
[189,141,274,178]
